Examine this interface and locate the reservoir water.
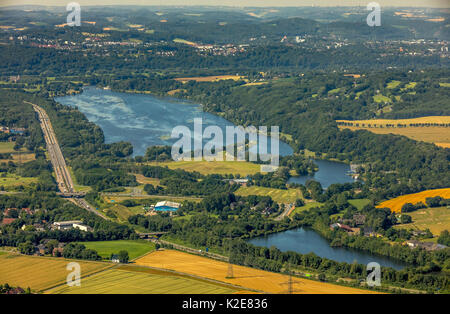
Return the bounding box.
[288,159,355,189]
[55,87,403,268]
[55,87,293,157]
[248,228,406,270]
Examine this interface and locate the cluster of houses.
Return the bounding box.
[330,214,388,237]
[0,213,91,235]
[405,240,447,252]
[35,240,65,256]
[330,213,447,251]
[330,223,361,236]
[0,126,26,135]
[0,208,35,227]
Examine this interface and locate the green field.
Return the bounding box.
[0,173,37,189]
[147,160,261,176]
[386,80,401,89]
[328,87,341,94]
[235,186,302,203]
[290,202,323,216]
[47,267,238,294]
[68,167,92,192]
[395,206,450,236]
[0,142,15,153]
[78,240,155,261]
[373,94,391,103]
[105,204,147,221]
[402,82,417,90]
[348,199,371,210]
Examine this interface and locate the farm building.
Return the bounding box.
[223,178,249,186]
[53,220,91,232]
[330,223,360,235]
[405,240,447,251]
[154,201,181,212]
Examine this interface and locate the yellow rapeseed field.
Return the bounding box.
[377,188,450,213]
[146,160,261,176]
[135,250,379,294]
[0,253,111,292]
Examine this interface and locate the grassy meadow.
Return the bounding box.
[235,186,302,203]
[0,173,37,189]
[0,142,15,153]
[348,199,371,210]
[77,240,155,261]
[146,160,261,176]
[395,206,450,236]
[290,201,323,216]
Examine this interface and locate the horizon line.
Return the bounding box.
[1,3,449,9]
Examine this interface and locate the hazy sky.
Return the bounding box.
[1,0,449,8]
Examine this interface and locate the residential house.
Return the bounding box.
[405,240,447,251]
[0,218,17,226]
[111,255,120,263]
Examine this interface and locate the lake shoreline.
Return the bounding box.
[247,226,408,270]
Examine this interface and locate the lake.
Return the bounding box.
[56,87,395,268]
[288,159,355,189]
[248,227,406,270]
[55,87,293,157]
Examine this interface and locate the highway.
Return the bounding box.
[28,101,105,219]
[30,102,74,194]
